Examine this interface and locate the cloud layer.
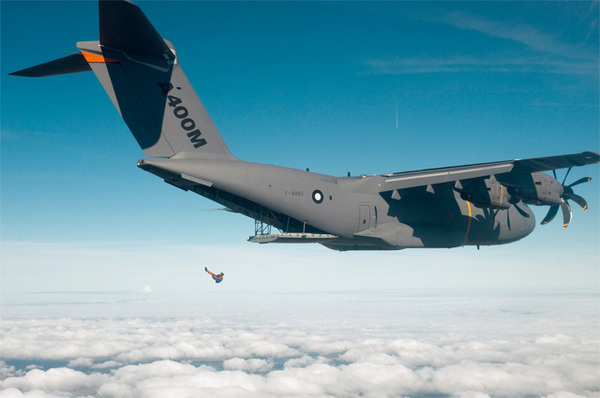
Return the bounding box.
[1,291,598,397]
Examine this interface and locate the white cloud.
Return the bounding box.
[453,392,491,398]
[282,355,318,369]
[0,303,598,397]
[0,362,20,380]
[1,290,598,397]
[365,8,598,76]
[364,54,598,75]
[545,393,591,398]
[223,358,272,373]
[442,11,596,61]
[66,358,93,369]
[0,389,70,398]
[1,368,106,395]
[91,361,121,370]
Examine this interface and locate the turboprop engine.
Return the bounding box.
[454,177,512,210]
[500,171,592,228]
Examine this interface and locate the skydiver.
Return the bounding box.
[205,267,224,283]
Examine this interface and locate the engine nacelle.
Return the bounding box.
[501,172,563,206]
[457,178,511,209]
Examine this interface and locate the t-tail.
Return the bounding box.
[10,0,233,159]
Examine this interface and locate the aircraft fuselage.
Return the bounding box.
[138,156,535,250]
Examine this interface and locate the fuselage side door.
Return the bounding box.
[358,205,371,232]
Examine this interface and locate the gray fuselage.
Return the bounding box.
[138,155,536,250]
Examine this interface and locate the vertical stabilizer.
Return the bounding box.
[11,0,233,159]
[85,0,233,158]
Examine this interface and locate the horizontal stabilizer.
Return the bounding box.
[9,53,91,77]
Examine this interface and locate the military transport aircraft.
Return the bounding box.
[11,0,599,251]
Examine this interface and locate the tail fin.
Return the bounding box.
[10,0,233,159]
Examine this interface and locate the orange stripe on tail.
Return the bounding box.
[81,51,118,64]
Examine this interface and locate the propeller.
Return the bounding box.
[513,202,530,218]
[541,170,592,228]
[491,201,529,231]
[504,203,530,231]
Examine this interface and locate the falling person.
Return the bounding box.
[205,267,224,283]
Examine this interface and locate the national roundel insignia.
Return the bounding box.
[312,190,324,204]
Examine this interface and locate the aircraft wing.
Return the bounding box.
[380,151,600,192]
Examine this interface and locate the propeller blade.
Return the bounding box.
[561,167,572,185]
[541,205,559,225]
[560,200,572,229]
[564,192,588,211]
[514,203,530,218]
[567,177,592,188]
[491,208,499,225]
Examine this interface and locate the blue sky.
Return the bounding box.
[1,2,599,396]
[1,1,599,300]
